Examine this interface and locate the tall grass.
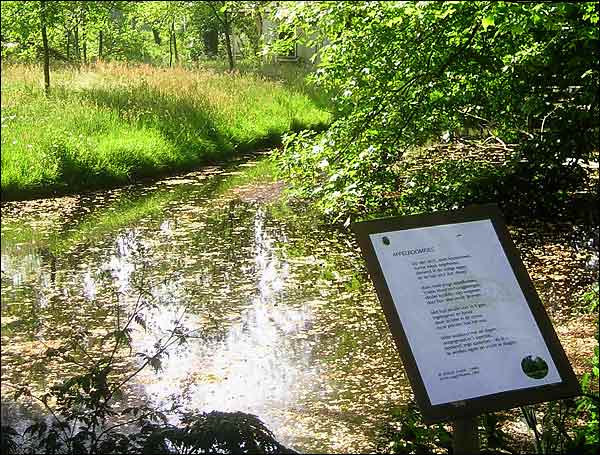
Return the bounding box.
[0,62,330,200]
[197,59,332,109]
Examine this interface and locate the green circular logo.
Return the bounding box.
[521,355,549,379]
[382,236,390,246]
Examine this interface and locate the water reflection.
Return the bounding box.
[107,229,140,293]
[135,207,314,448]
[1,243,43,288]
[1,161,409,453]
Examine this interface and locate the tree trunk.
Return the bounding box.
[74,26,80,62]
[98,30,103,60]
[172,19,178,63]
[203,29,218,56]
[223,13,234,71]
[152,28,161,45]
[40,1,50,95]
[82,17,87,64]
[66,31,71,60]
[169,28,173,67]
[224,31,234,71]
[256,11,263,36]
[253,11,263,57]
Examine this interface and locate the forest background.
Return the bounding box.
[1,1,598,454]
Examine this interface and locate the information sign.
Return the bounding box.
[352,204,580,423]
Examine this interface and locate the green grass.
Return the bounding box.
[0,62,331,200]
[198,59,332,111]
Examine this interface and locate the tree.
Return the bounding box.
[0,1,65,94]
[200,1,266,70]
[40,0,50,94]
[135,1,188,66]
[205,1,236,70]
[61,2,115,64]
[1,1,120,91]
[275,1,599,222]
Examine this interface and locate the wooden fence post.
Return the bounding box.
[453,416,479,455]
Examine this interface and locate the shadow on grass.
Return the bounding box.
[76,84,330,154]
[78,82,329,151]
[1,81,328,201]
[71,84,230,162]
[199,60,334,113]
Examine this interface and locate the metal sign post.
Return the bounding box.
[352,204,580,430]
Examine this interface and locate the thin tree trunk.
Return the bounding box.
[223,13,234,71]
[256,11,262,36]
[74,26,80,62]
[98,30,103,60]
[82,17,87,64]
[41,1,50,95]
[172,19,178,63]
[66,31,71,60]
[169,28,173,67]
[152,28,161,45]
[253,11,263,57]
[224,31,234,71]
[207,1,234,69]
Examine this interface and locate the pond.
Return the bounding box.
[1,154,409,453]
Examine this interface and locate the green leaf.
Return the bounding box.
[481,15,495,30]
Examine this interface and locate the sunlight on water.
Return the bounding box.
[1,245,43,287]
[82,270,97,301]
[108,230,139,293]
[133,207,315,447]
[1,160,413,453]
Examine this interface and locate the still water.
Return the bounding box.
[1,156,408,453]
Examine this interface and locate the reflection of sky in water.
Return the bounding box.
[1,243,56,310]
[1,247,43,287]
[131,208,314,446]
[109,230,139,293]
[3,167,538,452]
[29,202,317,448]
[82,270,97,301]
[80,230,139,300]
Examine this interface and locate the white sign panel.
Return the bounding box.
[369,219,561,406]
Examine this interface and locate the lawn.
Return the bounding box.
[0,62,330,200]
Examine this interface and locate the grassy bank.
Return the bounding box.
[0,62,330,200]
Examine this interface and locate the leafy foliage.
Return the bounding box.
[376,401,451,454]
[574,320,599,452]
[141,411,295,454]
[1,425,19,455]
[520,397,599,455]
[0,1,269,68]
[392,145,510,215]
[518,311,599,455]
[580,283,599,314]
[275,1,599,222]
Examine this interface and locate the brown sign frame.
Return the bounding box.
[352,204,581,423]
